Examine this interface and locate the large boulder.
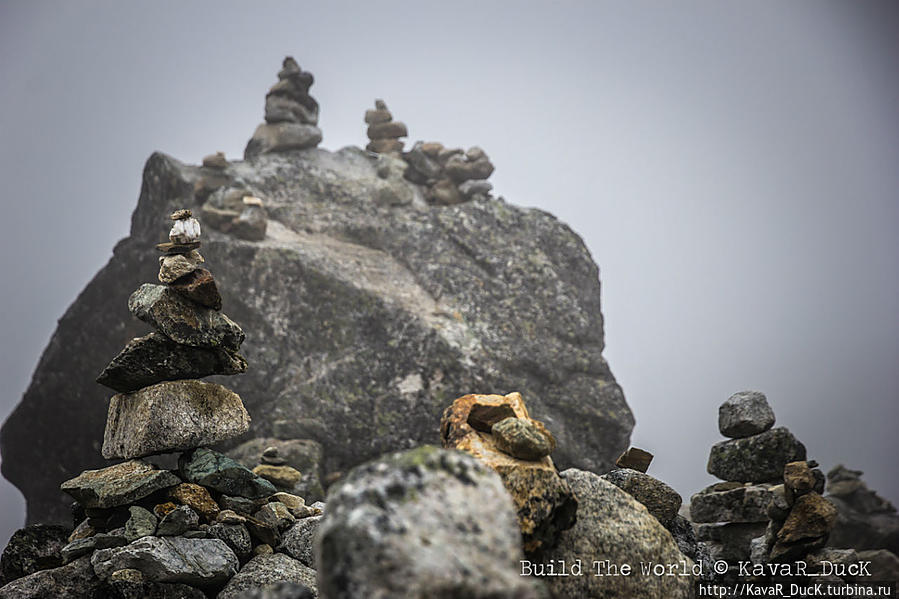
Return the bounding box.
[2,147,632,525]
[544,469,694,598]
[315,445,541,598]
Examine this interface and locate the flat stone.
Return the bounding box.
[265,95,318,125]
[601,468,682,524]
[278,515,320,568]
[128,284,244,351]
[124,506,157,542]
[270,493,304,510]
[169,483,219,522]
[207,523,252,561]
[158,252,204,284]
[367,121,407,140]
[695,521,768,563]
[365,138,404,154]
[689,483,773,523]
[96,332,247,393]
[91,536,238,586]
[61,461,180,509]
[615,446,654,473]
[101,380,251,460]
[179,448,277,499]
[169,268,222,310]
[200,205,240,233]
[219,496,267,516]
[718,390,776,438]
[202,152,228,169]
[62,535,128,563]
[444,153,494,182]
[252,464,302,489]
[245,122,322,157]
[155,241,200,254]
[216,510,246,525]
[707,427,807,483]
[491,417,555,460]
[218,554,317,599]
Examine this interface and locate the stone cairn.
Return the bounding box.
[364,99,407,155]
[401,141,495,206]
[51,211,321,596]
[245,57,322,159]
[690,391,808,572]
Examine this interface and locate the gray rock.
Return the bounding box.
[62,534,129,563]
[403,141,443,180]
[690,482,773,523]
[156,505,199,537]
[217,554,317,599]
[96,332,247,393]
[458,179,493,198]
[0,524,69,585]
[277,516,320,567]
[826,494,899,554]
[857,549,899,583]
[665,515,716,582]
[60,460,180,509]
[102,380,250,459]
[230,207,267,242]
[245,123,322,157]
[226,581,314,599]
[91,537,238,586]
[105,579,207,599]
[128,284,244,352]
[254,503,294,532]
[158,252,204,284]
[219,496,267,516]
[0,555,104,599]
[124,506,157,542]
[264,95,317,125]
[316,446,540,599]
[179,448,277,499]
[2,146,631,526]
[707,427,806,482]
[491,416,555,460]
[718,391,776,438]
[695,521,768,563]
[601,468,682,524]
[545,469,694,598]
[207,523,252,561]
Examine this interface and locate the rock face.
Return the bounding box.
[315,446,541,599]
[101,380,251,459]
[545,469,694,599]
[2,142,631,525]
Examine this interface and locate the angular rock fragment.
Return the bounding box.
[179,448,276,499]
[601,468,682,525]
[278,516,321,568]
[218,554,317,599]
[615,446,654,472]
[0,556,104,599]
[168,268,222,310]
[91,537,238,586]
[718,390,776,438]
[101,380,250,459]
[60,461,180,509]
[124,506,157,542]
[169,483,219,522]
[207,523,252,562]
[252,464,302,489]
[156,505,199,537]
[158,251,204,284]
[689,482,774,523]
[0,524,69,585]
[707,427,806,483]
[491,416,555,460]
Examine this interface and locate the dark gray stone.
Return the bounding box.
[665,515,716,582]
[61,533,128,563]
[0,524,69,585]
[207,523,252,561]
[491,416,555,460]
[689,483,773,523]
[601,468,682,524]
[277,516,320,567]
[707,427,806,483]
[718,391,776,438]
[2,146,631,526]
[217,554,317,599]
[124,506,157,541]
[156,505,199,537]
[179,449,276,499]
[0,555,104,599]
[91,537,238,586]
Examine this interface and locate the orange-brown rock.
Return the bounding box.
[170,482,220,522]
[440,392,577,554]
[771,492,837,561]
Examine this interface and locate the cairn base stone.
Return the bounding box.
[245,123,322,158]
[102,380,250,460]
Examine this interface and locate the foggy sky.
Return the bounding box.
[1,1,897,548]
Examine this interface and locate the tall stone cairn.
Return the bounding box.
[245,56,323,158]
[364,99,408,155]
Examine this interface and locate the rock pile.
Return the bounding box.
[440,392,577,555]
[825,465,899,555]
[402,141,495,205]
[245,57,322,158]
[691,391,807,568]
[0,212,326,598]
[364,99,407,154]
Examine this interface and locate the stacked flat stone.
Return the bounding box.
[245,57,322,158]
[402,141,495,205]
[47,211,322,595]
[690,391,807,569]
[365,99,407,155]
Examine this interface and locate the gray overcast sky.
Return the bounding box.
[1,1,897,547]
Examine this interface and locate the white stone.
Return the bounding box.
[169,217,201,244]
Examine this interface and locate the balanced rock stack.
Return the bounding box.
[364,99,407,154]
[690,391,807,568]
[402,141,495,205]
[20,211,324,598]
[440,392,577,554]
[245,57,322,158]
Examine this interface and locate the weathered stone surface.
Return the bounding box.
[367,121,407,139]
[124,506,157,542]
[179,448,276,499]
[364,108,392,125]
[545,469,694,598]
[695,521,767,563]
[827,495,899,554]
[97,333,247,393]
[316,446,540,599]
[61,461,180,509]
[91,537,238,586]
[491,416,555,460]
[444,152,494,182]
[365,138,404,154]
[690,482,773,523]
[601,468,682,524]
[245,123,322,157]
[615,446,654,472]
[707,427,807,482]
[441,393,577,554]
[227,581,315,599]
[665,515,716,582]
[156,505,199,537]
[61,533,128,563]
[784,460,817,499]
[102,380,251,459]
[128,284,244,351]
[718,390,776,438]
[278,516,320,568]
[0,556,104,599]
[170,483,219,522]
[265,95,317,125]
[0,524,69,585]
[218,554,317,599]
[3,147,631,526]
[207,523,252,561]
[771,493,837,560]
[169,268,222,310]
[254,502,294,532]
[229,207,267,242]
[252,465,301,490]
[857,549,899,583]
[158,252,204,284]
